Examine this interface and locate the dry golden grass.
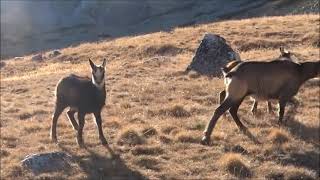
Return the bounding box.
[175,131,201,143]
[116,127,145,146]
[219,153,252,178]
[268,128,290,144]
[0,14,319,179]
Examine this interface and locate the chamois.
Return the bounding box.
[201,59,320,145]
[51,59,108,147]
[219,47,294,115]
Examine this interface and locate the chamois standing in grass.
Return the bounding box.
[219,47,294,115]
[201,58,320,145]
[51,59,108,147]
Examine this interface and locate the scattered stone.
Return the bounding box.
[31,54,43,62]
[21,151,74,174]
[0,61,5,69]
[14,57,24,60]
[186,33,239,76]
[231,145,248,154]
[48,50,62,58]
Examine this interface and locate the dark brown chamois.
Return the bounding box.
[51,58,108,147]
[219,47,294,115]
[202,60,320,145]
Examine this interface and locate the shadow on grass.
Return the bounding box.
[281,150,320,176]
[58,144,147,180]
[278,92,320,175]
[242,128,261,145]
[285,96,319,146]
[286,118,319,146]
[225,115,261,144]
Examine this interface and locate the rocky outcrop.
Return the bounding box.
[31,54,44,62]
[48,50,62,58]
[186,34,239,76]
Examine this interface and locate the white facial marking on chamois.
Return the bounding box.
[92,66,105,89]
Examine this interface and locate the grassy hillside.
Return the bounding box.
[1,14,319,179]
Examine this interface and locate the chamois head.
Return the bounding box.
[279,47,292,60]
[300,61,320,81]
[89,58,107,89]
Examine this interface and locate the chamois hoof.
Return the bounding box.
[77,139,85,148]
[51,138,58,144]
[251,110,257,116]
[51,135,58,143]
[100,139,108,146]
[278,121,285,127]
[201,136,210,146]
[78,142,85,148]
[240,127,249,134]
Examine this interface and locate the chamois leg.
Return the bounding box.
[251,100,258,115]
[77,112,86,148]
[67,109,78,131]
[278,100,287,125]
[219,90,226,104]
[229,98,247,131]
[267,101,273,114]
[93,112,108,145]
[50,101,66,143]
[219,90,227,117]
[201,98,233,145]
[230,98,261,144]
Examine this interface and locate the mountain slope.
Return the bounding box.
[1,0,319,59]
[0,14,319,179]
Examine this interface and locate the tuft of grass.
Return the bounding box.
[23,126,42,134]
[0,149,10,157]
[302,31,320,47]
[268,128,290,144]
[175,131,201,143]
[187,121,206,131]
[133,156,161,171]
[158,105,191,118]
[7,165,24,178]
[161,126,178,134]
[140,44,181,57]
[116,128,145,146]
[158,135,172,144]
[220,153,252,178]
[131,146,164,156]
[105,120,121,129]
[141,126,158,138]
[286,168,315,180]
[265,172,284,180]
[19,112,32,120]
[120,102,133,109]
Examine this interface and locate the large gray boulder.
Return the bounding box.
[186,34,239,76]
[48,50,62,58]
[31,54,44,62]
[21,151,74,174]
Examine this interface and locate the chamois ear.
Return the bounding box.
[221,67,228,77]
[89,58,96,71]
[280,46,289,55]
[280,46,285,54]
[101,58,107,68]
